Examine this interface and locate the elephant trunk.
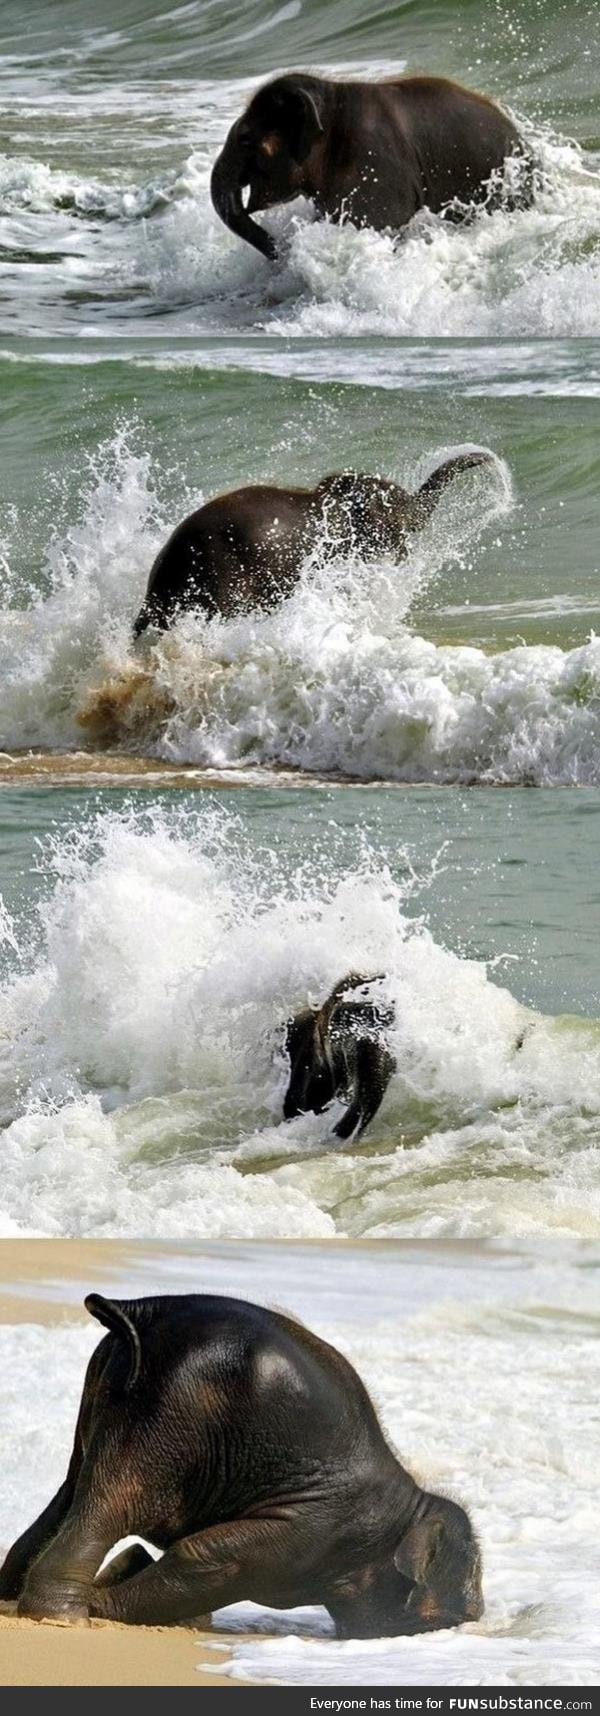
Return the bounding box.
[211,137,277,260]
[415,451,493,519]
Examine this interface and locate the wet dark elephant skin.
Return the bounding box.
[133,451,492,637]
[210,73,531,260]
[284,973,397,1140]
[0,1293,483,1635]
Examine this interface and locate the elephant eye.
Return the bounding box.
[259,132,281,161]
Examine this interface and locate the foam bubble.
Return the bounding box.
[0,423,173,752]
[0,153,171,221]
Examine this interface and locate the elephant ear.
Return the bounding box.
[317,473,374,545]
[394,1512,446,1585]
[270,78,325,163]
[285,1007,318,1060]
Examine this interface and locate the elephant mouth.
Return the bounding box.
[398,1607,470,1635]
[398,1582,481,1634]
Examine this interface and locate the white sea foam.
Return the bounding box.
[2,341,597,397]
[0,802,599,1239]
[0,154,171,221]
[2,425,600,785]
[0,96,599,335]
[122,123,600,339]
[1,1243,598,1683]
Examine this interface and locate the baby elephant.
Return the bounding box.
[0,1291,483,1636]
[133,451,492,637]
[284,973,396,1140]
[211,72,530,261]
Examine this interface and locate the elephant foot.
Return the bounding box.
[18,1584,90,1624]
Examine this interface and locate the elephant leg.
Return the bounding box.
[334,1039,396,1141]
[0,1393,91,1603]
[0,1476,78,1602]
[18,1491,127,1622]
[94,1543,156,1590]
[90,1517,301,1628]
[0,1331,116,1605]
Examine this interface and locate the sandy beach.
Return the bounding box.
[0,1239,143,1322]
[0,1239,484,1689]
[0,1612,244,1687]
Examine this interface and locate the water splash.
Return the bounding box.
[1,801,599,1237]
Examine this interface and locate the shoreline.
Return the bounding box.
[0,750,538,792]
[0,1236,516,1319]
[0,1240,595,1687]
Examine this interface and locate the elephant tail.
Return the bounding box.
[85,1294,142,1390]
[415,450,493,517]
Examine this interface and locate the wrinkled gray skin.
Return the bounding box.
[0,1293,483,1636]
[284,973,396,1140]
[133,451,492,637]
[211,72,531,261]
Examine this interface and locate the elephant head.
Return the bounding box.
[393,1494,483,1634]
[211,75,327,259]
[333,1494,483,1639]
[283,1006,336,1119]
[283,973,390,1129]
[315,472,413,558]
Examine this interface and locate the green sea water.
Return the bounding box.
[1,342,599,782]
[2,783,599,1014]
[0,0,598,335]
[0,0,599,1248]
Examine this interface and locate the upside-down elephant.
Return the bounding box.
[0,1291,483,1637]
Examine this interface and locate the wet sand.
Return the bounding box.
[0,1236,495,1321]
[0,749,431,790]
[0,749,266,790]
[0,1612,244,1687]
[0,1238,141,1320]
[0,1239,205,1324]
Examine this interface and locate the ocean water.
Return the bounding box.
[0,0,599,336]
[1,1240,598,1684]
[1,787,599,1241]
[1,344,600,785]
